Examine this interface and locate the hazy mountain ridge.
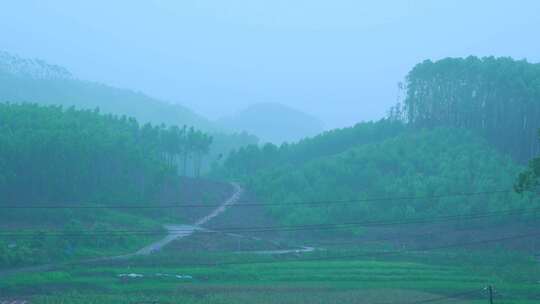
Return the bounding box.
[0,51,72,80]
[217,102,324,144]
[0,51,259,171]
[0,51,217,131]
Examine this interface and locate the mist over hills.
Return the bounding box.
[0,51,216,131]
[217,102,324,144]
[0,51,259,172]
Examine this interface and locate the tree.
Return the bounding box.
[515,131,540,193]
[396,56,540,163]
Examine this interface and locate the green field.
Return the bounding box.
[1,249,538,304]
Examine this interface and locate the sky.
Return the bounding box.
[1,1,539,129]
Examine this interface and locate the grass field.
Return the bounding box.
[1,248,538,304]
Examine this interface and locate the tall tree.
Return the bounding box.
[394,56,540,163]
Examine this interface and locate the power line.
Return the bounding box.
[0,206,538,237]
[0,189,520,209]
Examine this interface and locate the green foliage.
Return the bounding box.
[215,119,405,179]
[0,103,216,267]
[0,51,259,174]
[0,51,212,131]
[515,130,540,193]
[218,126,535,227]
[394,56,540,163]
[0,103,212,204]
[2,250,538,304]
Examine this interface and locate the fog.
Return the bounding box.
[1,0,539,128]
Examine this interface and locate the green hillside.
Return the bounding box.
[0,51,258,172]
[0,52,213,131]
[217,127,536,227]
[0,103,216,267]
[215,119,405,179]
[392,56,540,163]
[215,57,540,227]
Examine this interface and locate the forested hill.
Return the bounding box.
[0,51,259,169]
[0,51,213,131]
[0,103,232,266]
[0,103,211,205]
[216,127,536,227]
[390,56,540,163]
[214,56,540,228]
[215,119,405,179]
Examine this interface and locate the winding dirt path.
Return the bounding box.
[0,182,244,277]
[133,182,243,256]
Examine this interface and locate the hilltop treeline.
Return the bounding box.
[215,120,404,179]
[216,127,534,226]
[391,56,540,163]
[215,56,540,228]
[0,103,211,205]
[0,51,259,173]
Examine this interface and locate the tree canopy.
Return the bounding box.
[392,56,540,163]
[515,131,540,193]
[0,103,212,205]
[222,128,534,228]
[0,51,259,173]
[0,103,219,266]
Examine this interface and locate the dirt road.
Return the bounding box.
[0,182,244,277]
[133,182,243,256]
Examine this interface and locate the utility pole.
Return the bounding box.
[488,285,494,304]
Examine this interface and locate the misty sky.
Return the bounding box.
[1,1,540,129]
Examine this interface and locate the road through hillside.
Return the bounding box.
[133,182,243,256]
[0,182,244,277]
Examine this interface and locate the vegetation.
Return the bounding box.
[217,127,535,227]
[215,57,540,228]
[0,103,215,267]
[1,249,538,304]
[0,51,213,131]
[0,103,213,205]
[215,119,405,179]
[390,56,540,163]
[2,53,540,303]
[0,51,259,173]
[515,130,540,193]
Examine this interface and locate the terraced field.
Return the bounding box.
[1,250,538,304]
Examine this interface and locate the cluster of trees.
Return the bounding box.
[390,56,540,163]
[219,128,536,228]
[0,103,212,206]
[0,103,217,266]
[0,51,259,173]
[215,119,405,179]
[215,57,540,228]
[159,125,213,177]
[516,131,540,192]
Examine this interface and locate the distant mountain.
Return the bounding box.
[0,51,215,131]
[0,51,72,80]
[217,102,324,144]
